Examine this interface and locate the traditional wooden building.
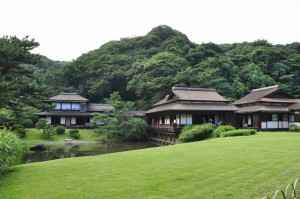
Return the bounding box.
[36,93,114,128]
[233,85,300,130]
[145,87,238,132]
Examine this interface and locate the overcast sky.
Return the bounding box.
[1,0,300,61]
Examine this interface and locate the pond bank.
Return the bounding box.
[23,141,100,146]
[22,141,157,164]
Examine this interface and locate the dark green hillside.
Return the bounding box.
[1,26,300,126]
[60,25,300,109]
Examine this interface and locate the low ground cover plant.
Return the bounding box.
[212,125,236,138]
[0,129,23,174]
[69,129,80,139]
[220,128,256,137]
[179,124,215,143]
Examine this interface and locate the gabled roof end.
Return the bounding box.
[251,85,279,92]
[172,87,216,92]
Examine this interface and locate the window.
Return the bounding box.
[71,103,80,110]
[283,114,288,121]
[46,116,51,124]
[61,103,71,110]
[60,117,66,124]
[272,114,278,121]
[289,115,295,122]
[71,117,76,125]
[242,116,247,124]
[180,114,192,125]
[247,115,252,125]
[53,103,61,110]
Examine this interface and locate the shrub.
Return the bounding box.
[220,129,257,137]
[0,129,23,174]
[289,124,300,131]
[20,119,33,128]
[56,126,66,135]
[15,128,26,138]
[69,129,80,139]
[11,124,24,131]
[212,125,236,138]
[179,124,215,143]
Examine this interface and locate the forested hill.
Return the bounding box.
[58,25,300,109]
[0,26,299,126]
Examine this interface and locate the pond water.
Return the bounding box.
[22,142,157,164]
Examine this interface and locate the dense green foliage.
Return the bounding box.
[0,129,23,174]
[179,124,215,143]
[220,129,257,137]
[119,118,148,141]
[1,26,300,125]
[0,36,67,127]
[212,125,236,138]
[56,25,300,109]
[69,129,80,139]
[14,128,26,138]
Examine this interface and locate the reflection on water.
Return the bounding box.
[22,142,157,164]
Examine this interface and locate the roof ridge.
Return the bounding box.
[172,87,216,92]
[251,85,278,92]
[59,92,78,95]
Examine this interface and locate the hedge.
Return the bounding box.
[212,125,236,138]
[179,124,215,143]
[220,129,257,137]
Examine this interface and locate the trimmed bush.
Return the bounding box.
[220,129,257,137]
[0,129,23,174]
[212,125,236,138]
[20,119,33,128]
[179,124,215,143]
[289,124,300,132]
[69,129,80,139]
[56,126,66,135]
[15,128,26,138]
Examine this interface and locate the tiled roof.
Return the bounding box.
[172,87,228,102]
[146,102,237,114]
[152,87,228,108]
[233,85,282,105]
[153,95,170,106]
[260,98,300,103]
[86,103,115,112]
[36,111,93,116]
[47,93,88,102]
[236,105,290,114]
[123,111,146,117]
[289,102,300,110]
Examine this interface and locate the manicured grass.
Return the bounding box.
[21,128,105,142]
[1,132,300,198]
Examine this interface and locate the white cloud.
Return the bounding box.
[1,0,300,61]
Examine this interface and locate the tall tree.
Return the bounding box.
[0,36,50,127]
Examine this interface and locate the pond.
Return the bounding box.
[22,142,157,164]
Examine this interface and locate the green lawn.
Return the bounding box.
[21,128,105,143]
[1,132,300,199]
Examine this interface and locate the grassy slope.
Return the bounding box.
[21,129,104,143]
[1,132,300,199]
